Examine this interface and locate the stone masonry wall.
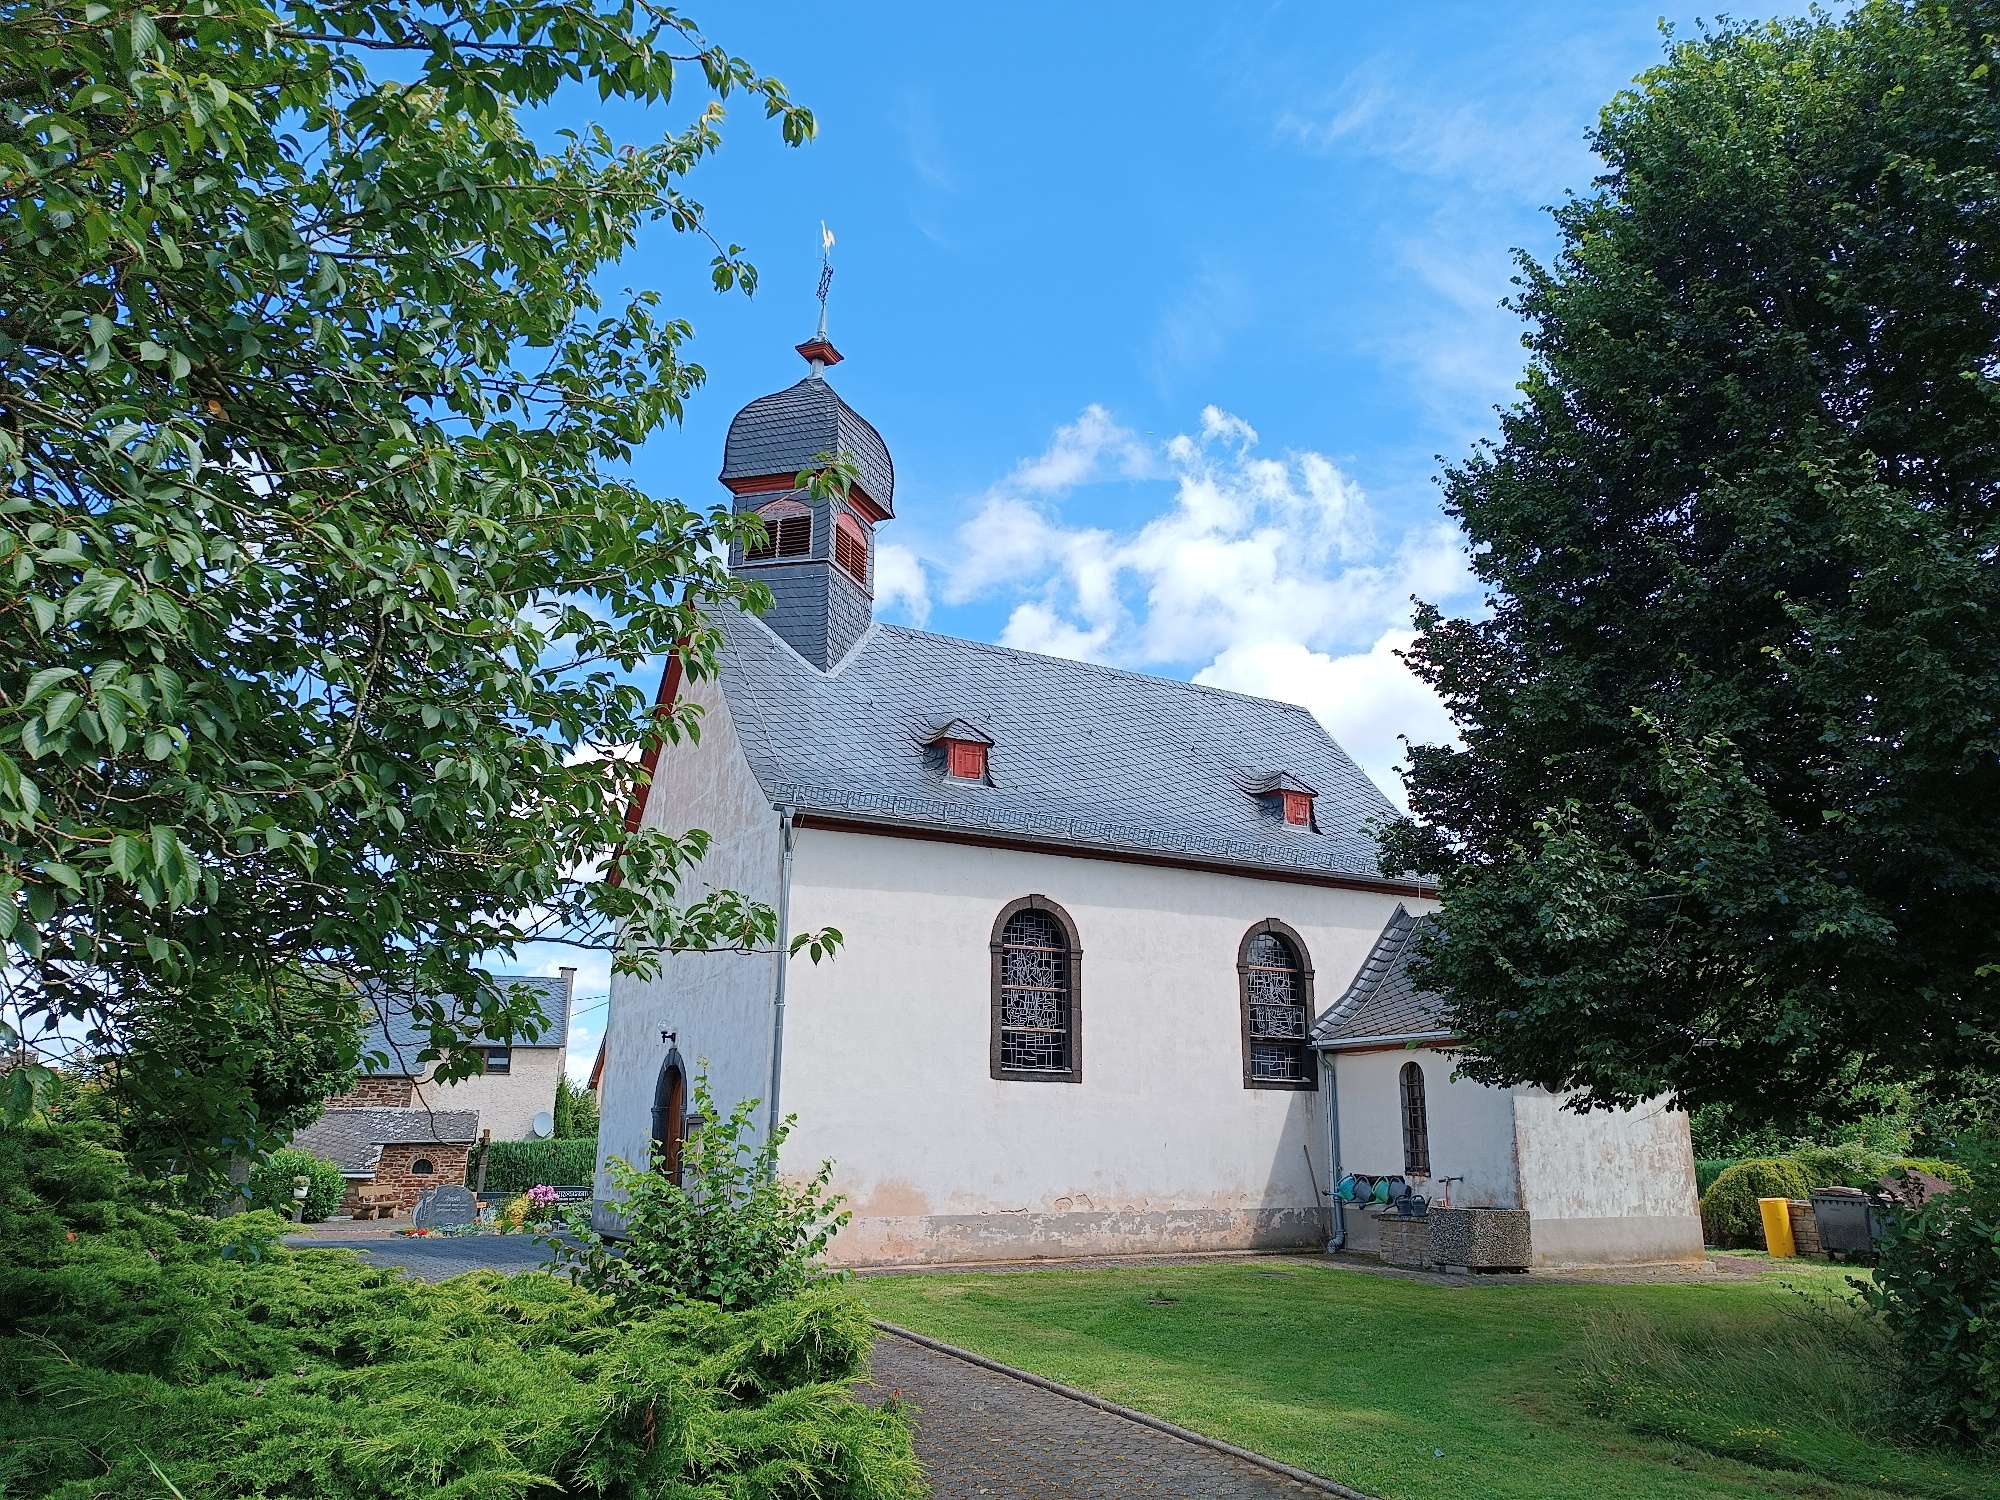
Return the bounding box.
[327,1075,415,1108]
[336,1141,470,1218]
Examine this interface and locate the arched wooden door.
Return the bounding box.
[651,1051,687,1186]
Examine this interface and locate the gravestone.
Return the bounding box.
[414,1183,478,1230]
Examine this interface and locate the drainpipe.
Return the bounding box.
[1323,1048,1346,1251]
[765,804,797,1155]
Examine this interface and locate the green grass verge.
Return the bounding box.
[862,1258,1998,1500]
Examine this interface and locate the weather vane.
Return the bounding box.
[815,221,834,332]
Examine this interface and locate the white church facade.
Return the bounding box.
[593,331,1704,1269]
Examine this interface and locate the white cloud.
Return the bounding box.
[926,404,1476,803]
[1196,630,1459,811]
[872,541,931,627]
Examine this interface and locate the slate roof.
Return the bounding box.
[1310,906,1454,1049]
[721,374,896,516]
[712,608,1421,884]
[358,975,571,1078]
[294,1108,481,1177]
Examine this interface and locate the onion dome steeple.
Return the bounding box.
[720,325,895,670]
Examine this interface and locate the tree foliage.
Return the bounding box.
[0,1,832,1130]
[1385,0,2000,1120]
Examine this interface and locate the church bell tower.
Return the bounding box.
[719,328,895,670]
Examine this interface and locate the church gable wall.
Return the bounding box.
[595,673,781,1225]
[769,826,1428,1266]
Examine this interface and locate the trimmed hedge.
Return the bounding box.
[1695,1158,1738,1197]
[473,1137,596,1193]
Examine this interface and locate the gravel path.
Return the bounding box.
[860,1331,1332,1500]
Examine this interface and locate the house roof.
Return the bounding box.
[293,1108,481,1177]
[1311,906,1454,1050]
[710,607,1417,885]
[358,975,572,1079]
[721,374,896,516]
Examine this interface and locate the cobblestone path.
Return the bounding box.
[861,1333,1331,1499]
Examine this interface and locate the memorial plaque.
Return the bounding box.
[415,1183,478,1229]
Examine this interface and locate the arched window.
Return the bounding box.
[652,1052,687,1186]
[1400,1061,1431,1177]
[745,499,812,561]
[833,512,869,582]
[1239,921,1316,1089]
[410,1157,435,1176]
[990,896,1082,1083]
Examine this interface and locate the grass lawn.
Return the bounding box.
[862,1256,1998,1500]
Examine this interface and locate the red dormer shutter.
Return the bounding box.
[1281,789,1313,826]
[946,740,987,780]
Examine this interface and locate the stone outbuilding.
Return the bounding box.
[292,1107,480,1217]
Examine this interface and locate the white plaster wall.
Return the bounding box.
[1329,1045,1519,1257]
[1512,1090,1704,1265]
[595,675,781,1221]
[772,827,1428,1265]
[413,1047,563,1142]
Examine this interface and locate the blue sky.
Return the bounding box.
[532,1,1818,1075]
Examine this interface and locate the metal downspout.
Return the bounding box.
[1323,1047,1346,1251]
[765,804,797,1154]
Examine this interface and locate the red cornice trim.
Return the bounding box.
[586,1036,607,1092]
[605,651,684,888]
[720,473,890,524]
[790,813,1437,899]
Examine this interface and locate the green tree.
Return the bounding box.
[1384,0,2000,1122]
[0,1,834,1135]
[551,1069,597,1139]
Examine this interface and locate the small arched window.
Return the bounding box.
[1400,1061,1431,1177]
[745,499,812,561]
[833,512,869,582]
[1239,921,1316,1090]
[990,897,1082,1083]
[410,1158,435,1176]
[652,1053,687,1186]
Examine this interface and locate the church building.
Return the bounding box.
[592,330,1703,1269]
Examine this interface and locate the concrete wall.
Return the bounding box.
[1512,1089,1704,1266]
[595,673,781,1226]
[412,1046,563,1143]
[1330,1045,1518,1257]
[769,826,1422,1266]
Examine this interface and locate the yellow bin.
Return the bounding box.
[1759,1196,1796,1257]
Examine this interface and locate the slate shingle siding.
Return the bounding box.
[712,606,1414,884]
[355,977,570,1078]
[1310,907,1452,1047]
[720,375,895,513]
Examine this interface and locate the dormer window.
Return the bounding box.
[745,499,811,561]
[928,719,994,782]
[1246,773,1317,830]
[834,513,869,582]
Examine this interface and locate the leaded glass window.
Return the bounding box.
[1244,932,1308,1081]
[998,908,1071,1073]
[1401,1061,1431,1177]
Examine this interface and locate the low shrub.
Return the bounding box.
[476,1135,596,1192]
[548,1071,849,1314]
[0,1121,920,1500]
[245,1146,346,1221]
[1695,1157,1738,1197]
[1867,1142,2000,1447]
[1700,1158,1813,1247]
